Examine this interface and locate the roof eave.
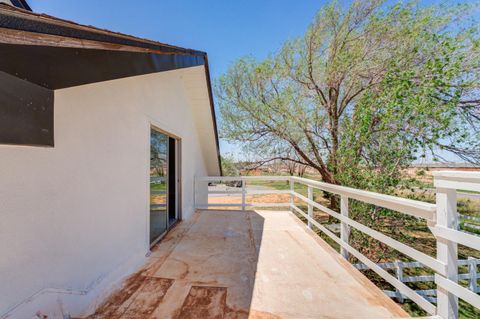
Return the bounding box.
[0,4,222,173]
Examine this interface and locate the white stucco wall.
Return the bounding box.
[0,66,219,318]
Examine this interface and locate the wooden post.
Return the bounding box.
[340,195,350,259]
[468,257,477,293]
[395,261,404,303]
[241,180,246,211]
[307,186,313,229]
[436,187,458,319]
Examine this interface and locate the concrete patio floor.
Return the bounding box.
[88,210,408,319]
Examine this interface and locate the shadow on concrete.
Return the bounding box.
[86,209,265,319]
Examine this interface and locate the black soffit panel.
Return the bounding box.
[0,71,53,146]
[0,43,205,146]
[0,44,205,89]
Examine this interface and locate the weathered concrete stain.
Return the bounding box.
[174,286,228,319]
[120,277,174,319]
[173,286,263,319]
[86,210,409,319]
[87,276,174,319]
[87,273,146,319]
[142,217,197,278]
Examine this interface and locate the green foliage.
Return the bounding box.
[416,169,426,177]
[217,0,480,195]
[221,153,240,176]
[216,4,480,315]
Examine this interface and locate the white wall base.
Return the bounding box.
[1,250,148,319]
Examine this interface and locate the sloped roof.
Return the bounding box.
[1,0,31,11]
[0,3,222,174]
[0,3,203,55]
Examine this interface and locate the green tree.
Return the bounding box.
[221,154,240,176]
[217,4,480,315]
[216,0,480,197]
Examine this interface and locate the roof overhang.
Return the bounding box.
[0,0,31,11]
[0,4,222,174]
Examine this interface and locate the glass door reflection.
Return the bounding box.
[150,129,168,244]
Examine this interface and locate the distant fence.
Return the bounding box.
[150,176,166,183]
[460,215,480,233]
[354,258,480,303]
[460,215,480,223]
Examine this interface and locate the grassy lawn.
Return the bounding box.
[247,173,322,198]
[459,189,480,195]
[150,182,167,203]
[150,182,166,191]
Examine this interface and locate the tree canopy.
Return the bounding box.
[216,0,480,192]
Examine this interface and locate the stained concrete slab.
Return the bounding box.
[88,210,409,319]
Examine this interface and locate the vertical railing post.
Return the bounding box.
[468,257,477,293]
[194,176,208,210]
[395,261,404,303]
[241,179,246,211]
[340,195,350,259]
[307,185,313,229]
[435,187,458,319]
[289,178,294,212]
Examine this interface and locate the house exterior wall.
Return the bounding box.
[0,66,216,318]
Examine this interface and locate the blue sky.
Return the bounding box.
[28,0,326,155]
[28,0,323,80]
[28,0,470,161]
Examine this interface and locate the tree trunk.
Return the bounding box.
[315,167,339,212]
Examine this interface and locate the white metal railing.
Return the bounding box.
[354,258,480,303]
[194,172,480,319]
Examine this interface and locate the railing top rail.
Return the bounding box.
[197,175,290,182]
[291,176,436,220]
[197,175,436,220]
[433,170,480,192]
[432,170,480,180]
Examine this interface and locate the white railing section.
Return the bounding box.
[194,172,480,319]
[354,258,480,303]
[430,172,480,318]
[195,176,291,210]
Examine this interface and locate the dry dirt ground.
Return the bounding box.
[209,194,291,205]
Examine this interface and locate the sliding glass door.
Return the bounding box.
[150,128,178,245]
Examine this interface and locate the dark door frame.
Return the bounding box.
[149,125,181,248]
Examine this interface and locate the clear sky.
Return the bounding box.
[28,0,327,155]
[28,0,324,80]
[27,0,468,161]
